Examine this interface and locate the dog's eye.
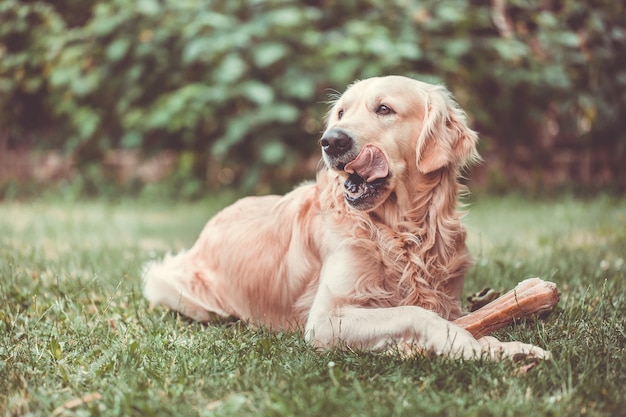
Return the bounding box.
[338,109,344,120]
[376,104,394,115]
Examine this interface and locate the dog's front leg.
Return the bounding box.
[303,249,484,359]
[306,303,487,359]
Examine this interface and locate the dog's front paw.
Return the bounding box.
[478,336,552,361]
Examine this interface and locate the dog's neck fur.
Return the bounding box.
[321,165,471,319]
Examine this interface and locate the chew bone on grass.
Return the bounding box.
[453,278,560,338]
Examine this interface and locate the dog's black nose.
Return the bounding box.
[320,129,354,157]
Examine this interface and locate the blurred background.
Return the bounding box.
[1,0,624,199]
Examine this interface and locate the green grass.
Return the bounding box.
[1,194,625,417]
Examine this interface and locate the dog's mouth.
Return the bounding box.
[341,144,390,210]
[344,174,388,207]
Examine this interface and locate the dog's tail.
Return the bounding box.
[142,251,230,322]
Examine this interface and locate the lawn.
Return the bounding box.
[1,194,624,417]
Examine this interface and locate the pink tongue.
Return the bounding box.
[344,144,388,183]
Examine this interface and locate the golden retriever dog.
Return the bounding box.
[143,76,549,360]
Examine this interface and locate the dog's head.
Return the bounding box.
[321,75,479,211]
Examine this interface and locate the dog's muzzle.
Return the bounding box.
[320,130,391,210]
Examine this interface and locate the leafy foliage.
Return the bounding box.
[1,0,625,195]
[0,1,64,138]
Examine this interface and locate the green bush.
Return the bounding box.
[0,1,64,140]
[1,0,625,195]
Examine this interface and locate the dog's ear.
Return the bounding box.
[415,86,479,174]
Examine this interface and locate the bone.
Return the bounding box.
[453,278,560,338]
